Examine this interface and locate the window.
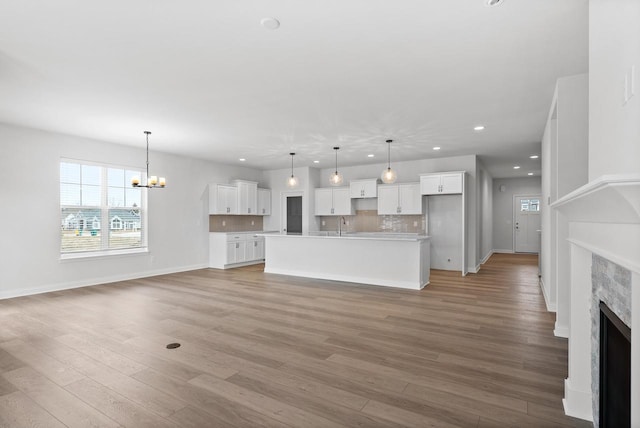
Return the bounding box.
[60,160,146,256]
[520,198,540,212]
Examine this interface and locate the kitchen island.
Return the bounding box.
[261,233,430,290]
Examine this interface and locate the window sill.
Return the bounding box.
[60,247,149,262]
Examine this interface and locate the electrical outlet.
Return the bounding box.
[413,221,418,227]
[251,220,254,225]
[322,220,325,226]
[346,221,350,226]
[222,220,226,226]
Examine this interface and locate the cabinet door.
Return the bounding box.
[212,185,237,214]
[315,188,334,215]
[236,181,258,214]
[224,186,238,214]
[332,188,353,215]
[361,180,378,198]
[398,183,422,214]
[377,185,399,215]
[256,239,265,260]
[226,242,237,264]
[257,188,271,215]
[420,175,441,195]
[245,240,257,261]
[349,181,365,198]
[440,173,463,194]
[234,241,246,263]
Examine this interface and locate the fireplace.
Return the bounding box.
[599,301,631,427]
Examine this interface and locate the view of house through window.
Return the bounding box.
[60,160,146,254]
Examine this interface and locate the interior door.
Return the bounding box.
[514,195,542,253]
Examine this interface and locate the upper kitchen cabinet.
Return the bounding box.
[209,184,238,214]
[349,179,379,198]
[233,180,258,215]
[257,188,271,216]
[377,183,422,215]
[315,187,354,216]
[420,172,464,195]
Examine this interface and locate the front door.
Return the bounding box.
[514,195,541,253]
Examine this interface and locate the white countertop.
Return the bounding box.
[261,232,429,242]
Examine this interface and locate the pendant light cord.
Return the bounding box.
[290,153,295,177]
[334,147,339,174]
[386,139,392,170]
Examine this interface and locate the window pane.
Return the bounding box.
[81,165,101,185]
[108,187,125,207]
[125,188,141,208]
[107,168,124,187]
[520,200,530,212]
[81,184,101,206]
[108,208,142,249]
[60,208,102,253]
[60,162,80,184]
[60,183,81,206]
[530,199,540,212]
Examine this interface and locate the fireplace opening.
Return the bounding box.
[599,301,631,427]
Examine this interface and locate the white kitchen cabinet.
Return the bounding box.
[314,187,353,216]
[257,188,271,215]
[210,232,266,269]
[420,172,463,195]
[209,184,238,214]
[349,179,379,198]
[377,183,422,215]
[233,180,258,215]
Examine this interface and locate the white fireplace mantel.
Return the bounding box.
[550,174,640,425]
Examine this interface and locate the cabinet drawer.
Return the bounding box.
[227,234,247,242]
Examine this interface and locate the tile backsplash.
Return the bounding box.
[319,210,425,234]
[209,215,263,232]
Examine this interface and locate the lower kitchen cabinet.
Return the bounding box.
[210,232,266,269]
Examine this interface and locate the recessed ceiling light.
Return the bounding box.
[260,17,280,30]
[313,160,320,164]
[367,154,375,158]
[530,155,539,159]
[485,0,505,7]
[513,165,520,169]
[433,146,441,151]
[239,158,246,162]
[528,172,534,176]
[473,125,485,131]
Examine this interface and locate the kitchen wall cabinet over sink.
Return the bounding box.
[209,184,238,214]
[420,172,463,195]
[349,179,379,198]
[377,183,422,215]
[315,187,353,216]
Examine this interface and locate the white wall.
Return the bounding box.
[476,159,493,264]
[492,177,542,253]
[0,123,263,299]
[588,0,640,179]
[541,117,556,311]
[318,154,479,272]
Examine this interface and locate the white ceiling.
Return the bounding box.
[0,0,587,178]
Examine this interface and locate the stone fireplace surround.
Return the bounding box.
[551,175,640,426]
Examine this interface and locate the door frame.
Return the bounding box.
[280,191,304,234]
[513,194,542,253]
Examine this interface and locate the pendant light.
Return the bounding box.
[381,139,397,184]
[131,131,166,188]
[329,146,343,186]
[286,152,299,188]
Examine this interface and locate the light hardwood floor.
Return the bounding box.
[0,253,592,427]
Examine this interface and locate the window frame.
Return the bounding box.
[59,158,148,260]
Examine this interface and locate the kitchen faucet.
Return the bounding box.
[338,216,346,236]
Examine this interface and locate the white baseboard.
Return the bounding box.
[481,250,494,265]
[0,263,209,300]
[467,264,481,274]
[554,322,570,338]
[562,378,593,422]
[539,278,557,312]
[492,249,515,254]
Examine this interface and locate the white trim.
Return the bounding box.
[215,259,265,270]
[540,278,557,312]
[567,238,640,274]
[481,250,493,264]
[562,378,594,422]
[554,323,569,338]
[0,263,208,300]
[467,264,481,274]
[60,247,148,261]
[492,249,515,254]
[264,267,427,290]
